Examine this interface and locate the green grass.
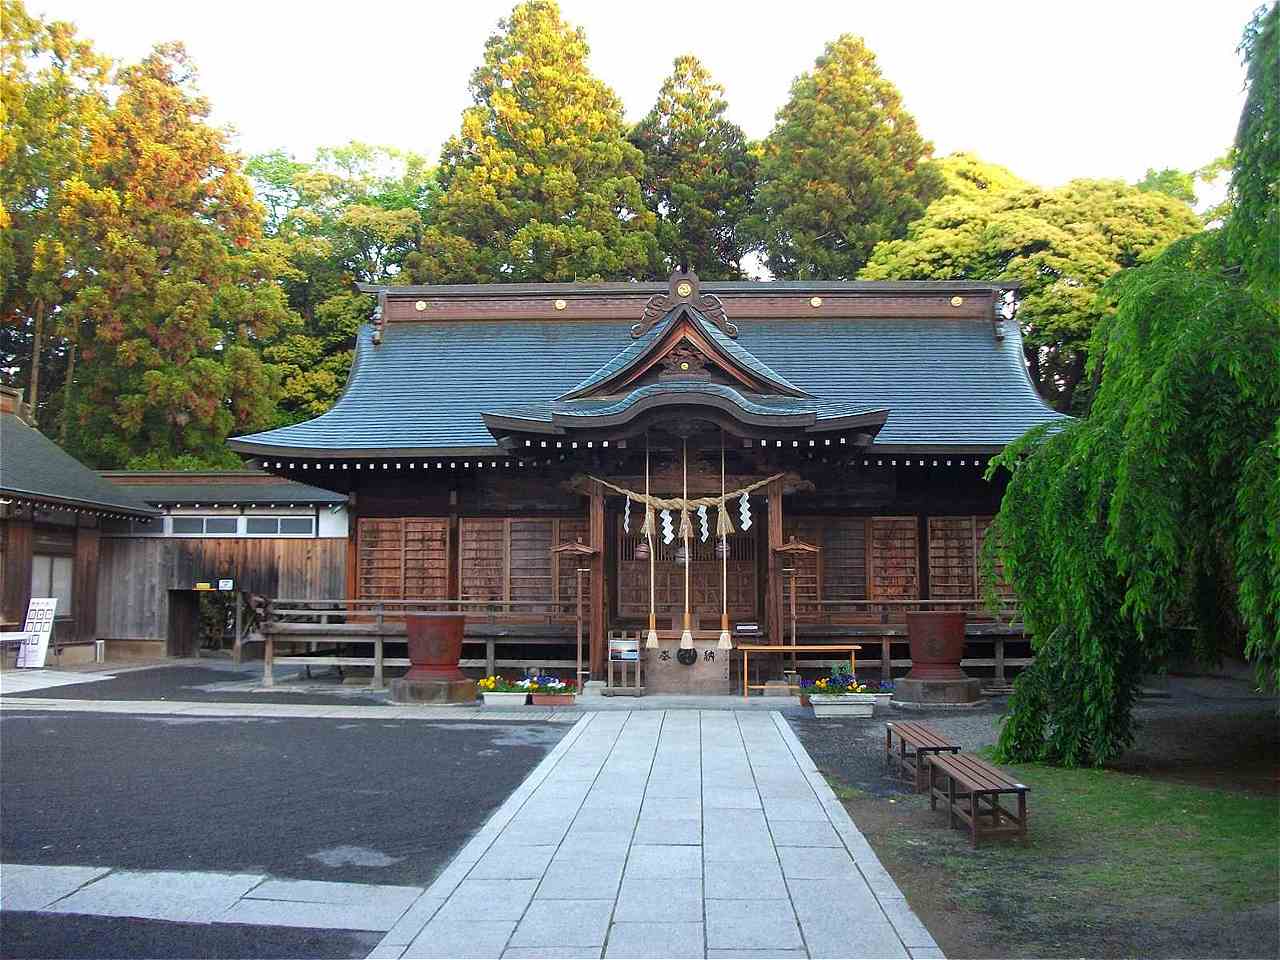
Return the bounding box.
[860,763,1279,955]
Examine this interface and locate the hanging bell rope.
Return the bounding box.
[718,433,732,650]
[644,437,658,649]
[679,438,694,650]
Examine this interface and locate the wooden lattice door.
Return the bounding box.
[356,518,449,600]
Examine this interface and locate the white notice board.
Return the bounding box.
[15,598,57,668]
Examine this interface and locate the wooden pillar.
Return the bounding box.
[2,515,33,626]
[767,478,783,644]
[73,523,100,643]
[589,481,606,679]
[344,493,359,601]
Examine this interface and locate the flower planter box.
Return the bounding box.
[810,693,876,718]
[531,693,576,706]
[482,691,530,707]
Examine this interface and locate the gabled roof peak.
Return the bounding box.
[632,269,736,339]
[558,303,805,402]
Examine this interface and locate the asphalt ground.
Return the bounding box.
[0,913,380,960]
[0,711,565,886]
[16,665,389,706]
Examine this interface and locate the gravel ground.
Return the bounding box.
[788,671,1278,796]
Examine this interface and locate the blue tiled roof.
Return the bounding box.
[229,314,1067,456]
[489,380,882,427]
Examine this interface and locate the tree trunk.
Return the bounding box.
[28,299,45,411]
[59,340,77,445]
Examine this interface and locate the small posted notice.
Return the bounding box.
[15,598,57,669]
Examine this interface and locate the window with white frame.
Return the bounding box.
[171,516,238,535]
[31,554,73,616]
[244,516,315,536]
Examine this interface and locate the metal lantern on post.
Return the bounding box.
[772,535,821,677]
[551,538,598,692]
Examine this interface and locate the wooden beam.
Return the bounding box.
[767,478,783,644]
[589,480,606,679]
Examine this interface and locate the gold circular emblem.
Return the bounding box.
[676,281,693,298]
[680,361,690,371]
[414,300,427,312]
[809,296,823,308]
[950,296,964,307]
[554,298,567,311]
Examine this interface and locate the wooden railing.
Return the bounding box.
[252,597,582,688]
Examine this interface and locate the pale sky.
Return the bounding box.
[34,0,1257,201]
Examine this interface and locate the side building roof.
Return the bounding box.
[100,471,348,507]
[1,413,158,517]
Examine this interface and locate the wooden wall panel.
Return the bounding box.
[869,516,920,600]
[459,518,506,601]
[459,516,587,611]
[783,516,870,614]
[1,518,33,626]
[72,526,100,642]
[97,537,348,639]
[556,518,589,609]
[357,518,448,600]
[927,517,977,599]
[974,515,1015,599]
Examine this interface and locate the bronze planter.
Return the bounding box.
[404,613,466,681]
[905,611,968,680]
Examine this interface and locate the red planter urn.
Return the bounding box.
[403,613,466,681]
[905,611,968,680]
[896,611,981,704]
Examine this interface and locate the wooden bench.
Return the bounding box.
[885,721,961,792]
[927,752,1029,847]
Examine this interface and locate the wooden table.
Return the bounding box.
[738,644,861,698]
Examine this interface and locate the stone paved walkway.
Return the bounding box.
[370,710,941,960]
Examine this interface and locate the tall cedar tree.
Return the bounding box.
[861,155,1201,412]
[248,143,435,422]
[59,44,295,468]
[406,0,656,283]
[0,0,109,426]
[987,5,1279,767]
[750,35,944,279]
[630,55,757,279]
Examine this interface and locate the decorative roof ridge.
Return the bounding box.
[357,279,1021,298]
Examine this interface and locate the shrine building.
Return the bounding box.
[228,270,1064,692]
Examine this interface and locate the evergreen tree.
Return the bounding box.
[406,0,656,283]
[630,55,756,279]
[59,44,295,468]
[750,34,944,279]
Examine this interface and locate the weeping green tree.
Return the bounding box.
[989,5,1279,767]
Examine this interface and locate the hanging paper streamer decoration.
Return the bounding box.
[697,505,709,543]
[739,492,752,531]
[660,508,675,544]
[623,496,632,534]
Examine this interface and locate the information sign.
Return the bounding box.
[15,598,57,669]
